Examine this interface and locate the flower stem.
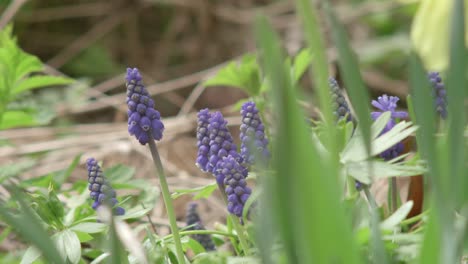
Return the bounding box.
[147,138,186,264]
[216,183,250,255]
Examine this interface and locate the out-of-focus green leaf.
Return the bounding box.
[117,206,152,220]
[0,159,35,183]
[12,75,74,96]
[105,164,135,183]
[291,48,313,82]
[20,246,41,264]
[380,201,414,230]
[255,16,360,264]
[346,160,425,184]
[53,229,81,264]
[446,0,467,208]
[70,222,107,234]
[204,54,261,96]
[0,110,36,129]
[0,187,64,264]
[171,183,217,200]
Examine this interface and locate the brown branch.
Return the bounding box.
[0,0,28,29]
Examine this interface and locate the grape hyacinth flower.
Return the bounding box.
[126,68,164,145]
[206,111,240,177]
[216,155,251,217]
[195,109,212,172]
[428,71,448,119]
[240,101,269,165]
[371,94,408,160]
[86,158,125,216]
[185,203,215,251]
[329,77,353,122]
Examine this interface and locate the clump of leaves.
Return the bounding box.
[0,25,73,129]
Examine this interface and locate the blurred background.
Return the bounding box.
[0,0,424,253]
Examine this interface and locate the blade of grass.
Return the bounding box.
[446,0,467,209]
[323,1,372,155]
[255,16,361,264]
[409,55,447,264]
[323,2,388,262]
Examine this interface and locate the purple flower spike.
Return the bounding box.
[126,67,164,145]
[240,101,269,165]
[428,72,448,119]
[216,155,251,217]
[371,94,408,160]
[206,111,239,174]
[329,77,353,122]
[195,109,212,172]
[86,158,125,216]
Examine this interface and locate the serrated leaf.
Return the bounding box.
[53,229,81,264]
[0,110,36,129]
[12,75,74,96]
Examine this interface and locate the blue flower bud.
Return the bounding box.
[428,72,448,119]
[86,158,125,216]
[126,67,164,145]
[329,77,353,122]
[185,203,215,251]
[240,101,269,165]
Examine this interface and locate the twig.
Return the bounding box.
[142,204,158,235]
[0,0,28,30]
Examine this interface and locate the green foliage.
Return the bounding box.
[0,24,74,129]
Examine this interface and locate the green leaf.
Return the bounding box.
[105,164,135,183]
[341,116,418,163]
[117,206,152,220]
[255,16,360,264]
[21,246,42,264]
[292,48,313,82]
[70,222,107,234]
[0,110,36,129]
[74,231,94,243]
[53,229,81,264]
[171,183,217,200]
[0,187,63,264]
[323,1,372,155]
[346,160,425,184]
[12,75,74,96]
[380,201,414,230]
[54,154,82,187]
[204,54,261,96]
[0,159,36,183]
[446,0,467,209]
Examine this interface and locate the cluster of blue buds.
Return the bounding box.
[196,101,268,217]
[185,203,215,251]
[86,158,125,216]
[427,72,448,119]
[329,77,353,122]
[240,101,270,165]
[126,68,164,145]
[371,94,408,160]
[195,109,212,172]
[206,111,240,175]
[216,155,252,217]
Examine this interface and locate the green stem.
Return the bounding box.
[147,138,186,264]
[230,214,250,254]
[217,183,250,255]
